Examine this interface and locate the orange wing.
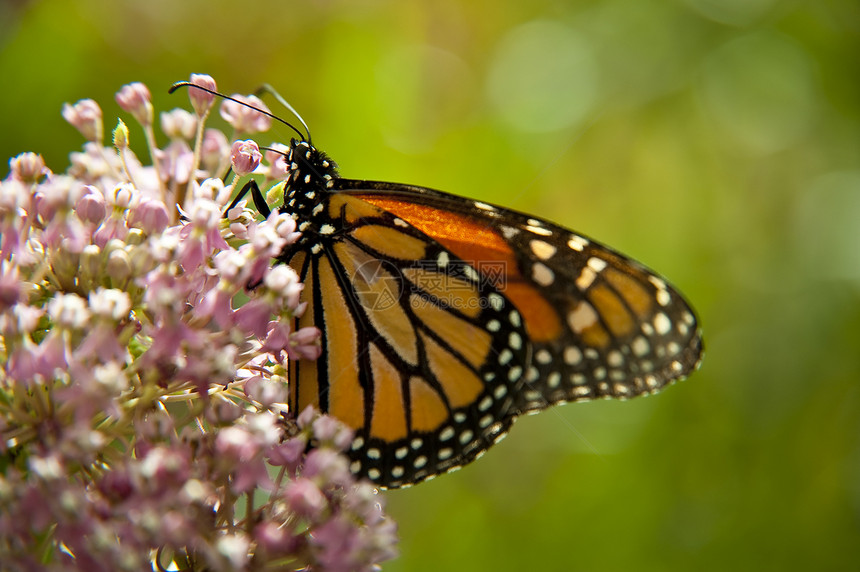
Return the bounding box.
[280,177,702,488]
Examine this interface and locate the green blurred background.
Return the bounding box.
[2,0,858,569]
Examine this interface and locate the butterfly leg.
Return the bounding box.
[225,179,272,218]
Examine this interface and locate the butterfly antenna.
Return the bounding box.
[169,81,307,142]
[255,83,312,145]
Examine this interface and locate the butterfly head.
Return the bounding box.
[286,139,339,191]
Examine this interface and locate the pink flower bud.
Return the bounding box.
[130,198,170,234]
[115,82,153,126]
[160,108,197,140]
[0,265,22,311]
[289,326,322,361]
[75,186,107,224]
[254,521,298,554]
[220,95,272,134]
[296,405,316,429]
[188,74,217,116]
[265,143,290,180]
[231,140,262,176]
[35,177,74,219]
[9,152,47,183]
[107,183,136,209]
[62,99,103,142]
[284,478,327,519]
[201,128,230,173]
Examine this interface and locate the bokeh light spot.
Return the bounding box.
[486,20,598,134]
[699,31,818,154]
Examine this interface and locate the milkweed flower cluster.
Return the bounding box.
[0,75,398,571]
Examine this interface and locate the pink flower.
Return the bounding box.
[233,298,275,338]
[254,521,300,555]
[62,99,103,142]
[289,326,322,361]
[284,477,326,519]
[0,265,22,311]
[215,426,273,493]
[243,375,287,406]
[201,128,230,173]
[196,285,234,328]
[312,414,351,447]
[115,82,153,126]
[160,139,194,184]
[160,108,197,140]
[7,334,68,383]
[220,94,272,134]
[303,448,353,488]
[75,185,106,225]
[176,197,228,269]
[267,434,308,470]
[129,197,169,234]
[138,445,191,490]
[309,515,364,572]
[261,321,290,361]
[188,73,217,116]
[9,152,48,183]
[231,139,262,176]
[264,143,290,180]
[0,74,397,571]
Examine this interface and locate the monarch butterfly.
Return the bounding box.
[177,83,704,489]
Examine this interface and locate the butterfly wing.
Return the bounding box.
[285,178,702,488]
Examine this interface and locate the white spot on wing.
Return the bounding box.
[654,312,672,335]
[575,267,597,290]
[564,346,582,365]
[462,264,480,282]
[532,262,555,286]
[529,239,557,260]
[587,257,607,272]
[526,225,553,236]
[488,293,504,311]
[632,336,650,357]
[648,276,667,291]
[568,301,598,333]
[568,235,589,251]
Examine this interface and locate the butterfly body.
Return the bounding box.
[271,138,702,488]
